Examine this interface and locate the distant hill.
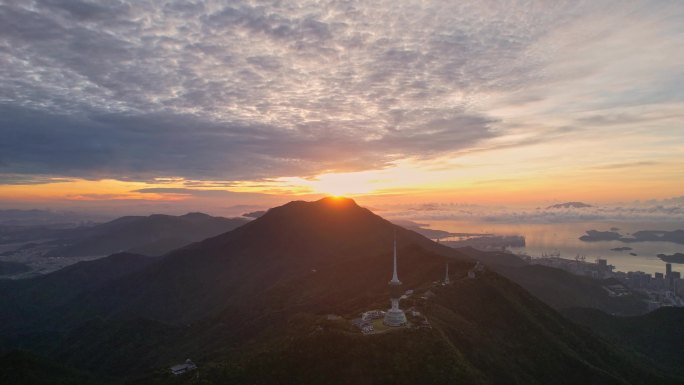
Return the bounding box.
[0,260,30,276]
[242,210,266,218]
[44,212,249,258]
[547,202,592,209]
[51,198,467,325]
[0,198,681,384]
[457,248,648,315]
[0,209,103,226]
[0,252,157,336]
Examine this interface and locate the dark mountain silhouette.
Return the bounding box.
[242,210,266,218]
[563,307,684,377]
[143,271,671,385]
[1,198,681,384]
[0,260,30,276]
[50,198,466,325]
[458,248,647,315]
[44,212,248,258]
[0,252,156,336]
[0,350,93,385]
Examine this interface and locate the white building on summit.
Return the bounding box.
[383,229,408,327]
[170,359,197,376]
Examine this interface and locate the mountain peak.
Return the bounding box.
[316,196,360,207]
[261,197,363,219]
[249,197,370,232]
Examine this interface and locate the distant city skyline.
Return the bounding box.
[1,1,682,212]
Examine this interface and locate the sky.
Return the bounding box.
[0,0,683,217]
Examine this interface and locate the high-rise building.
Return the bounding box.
[671,271,681,292]
[383,229,407,327]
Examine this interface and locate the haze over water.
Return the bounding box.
[426,220,684,274]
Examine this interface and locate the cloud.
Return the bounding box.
[0,102,494,182]
[1,0,682,185]
[0,173,74,185]
[133,188,246,198]
[381,198,684,224]
[588,161,662,170]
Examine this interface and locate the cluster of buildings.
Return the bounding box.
[351,309,390,334]
[612,263,684,309]
[530,254,615,279]
[351,317,376,334]
[169,359,197,376]
[614,263,682,292]
[528,252,684,310]
[352,300,432,334]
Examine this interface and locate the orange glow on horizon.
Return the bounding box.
[0,179,189,203]
[0,156,682,207]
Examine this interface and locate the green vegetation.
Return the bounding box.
[2,198,682,385]
[563,307,684,378]
[45,213,248,258]
[460,249,648,315]
[127,272,678,385]
[0,260,31,276]
[0,350,94,385]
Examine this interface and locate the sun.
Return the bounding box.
[307,172,378,196]
[326,194,348,201]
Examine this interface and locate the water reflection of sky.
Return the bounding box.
[425,220,684,275]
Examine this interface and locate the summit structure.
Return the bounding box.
[390,230,401,285]
[383,229,408,327]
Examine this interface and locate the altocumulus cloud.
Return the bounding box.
[0,0,681,183]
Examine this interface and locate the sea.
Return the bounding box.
[424,220,684,275]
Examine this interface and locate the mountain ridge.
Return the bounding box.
[44,212,249,258]
[1,198,681,384]
[49,197,469,325]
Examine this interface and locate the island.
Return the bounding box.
[610,247,633,252]
[622,230,684,244]
[657,253,684,264]
[579,230,621,242]
[580,229,684,245]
